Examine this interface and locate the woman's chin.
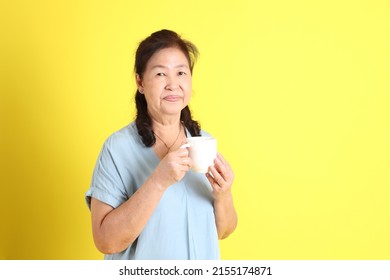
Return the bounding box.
[161,102,187,115]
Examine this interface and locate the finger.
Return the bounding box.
[173,161,191,175]
[205,172,214,184]
[180,140,188,147]
[181,157,192,168]
[177,164,191,174]
[176,147,189,157]
[213,157,230,182]
[206,172,220,191]
[217,153,231,168]
[216,153,234,182]
[179,143,190,149]
[209,165,225,187]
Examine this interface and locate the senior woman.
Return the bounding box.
[86,29,237,260]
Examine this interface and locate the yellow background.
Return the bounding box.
[1,0,389,259]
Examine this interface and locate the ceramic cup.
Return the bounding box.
[181,136,217,173]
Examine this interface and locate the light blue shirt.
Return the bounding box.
[85,122,220,260]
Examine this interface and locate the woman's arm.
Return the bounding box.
[206,153,238,239]
[91,147,192,254]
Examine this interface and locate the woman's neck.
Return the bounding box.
[149,110,181,131]
[150,115,186,159]
[151,113,183,144]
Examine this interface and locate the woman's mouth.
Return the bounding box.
[163,95,181,102]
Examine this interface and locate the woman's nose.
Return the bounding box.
[165,75,179,90]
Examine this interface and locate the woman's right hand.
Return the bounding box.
[91,146,192,254]
[151,147,192,190]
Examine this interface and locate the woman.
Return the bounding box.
[86,29,237,260]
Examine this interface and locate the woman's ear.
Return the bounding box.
[136,74,144,94]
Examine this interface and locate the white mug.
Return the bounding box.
[181,136,217,173]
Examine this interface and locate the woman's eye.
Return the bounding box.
[157,73,165,76]
[178,71,187,76]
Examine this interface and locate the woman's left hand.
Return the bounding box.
[206,153,234,200]
[206,153,237,239]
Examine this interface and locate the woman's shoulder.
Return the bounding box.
[103,122,141,150]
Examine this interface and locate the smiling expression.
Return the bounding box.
[136,47,192,120]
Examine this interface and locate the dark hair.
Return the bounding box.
[134,29,201,147]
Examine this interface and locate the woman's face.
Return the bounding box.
[137,47,192,120]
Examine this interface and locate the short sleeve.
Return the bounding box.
[85,137,128,210]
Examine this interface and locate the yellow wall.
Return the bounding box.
[1,0,389,259]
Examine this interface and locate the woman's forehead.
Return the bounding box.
[146,47,190,69]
